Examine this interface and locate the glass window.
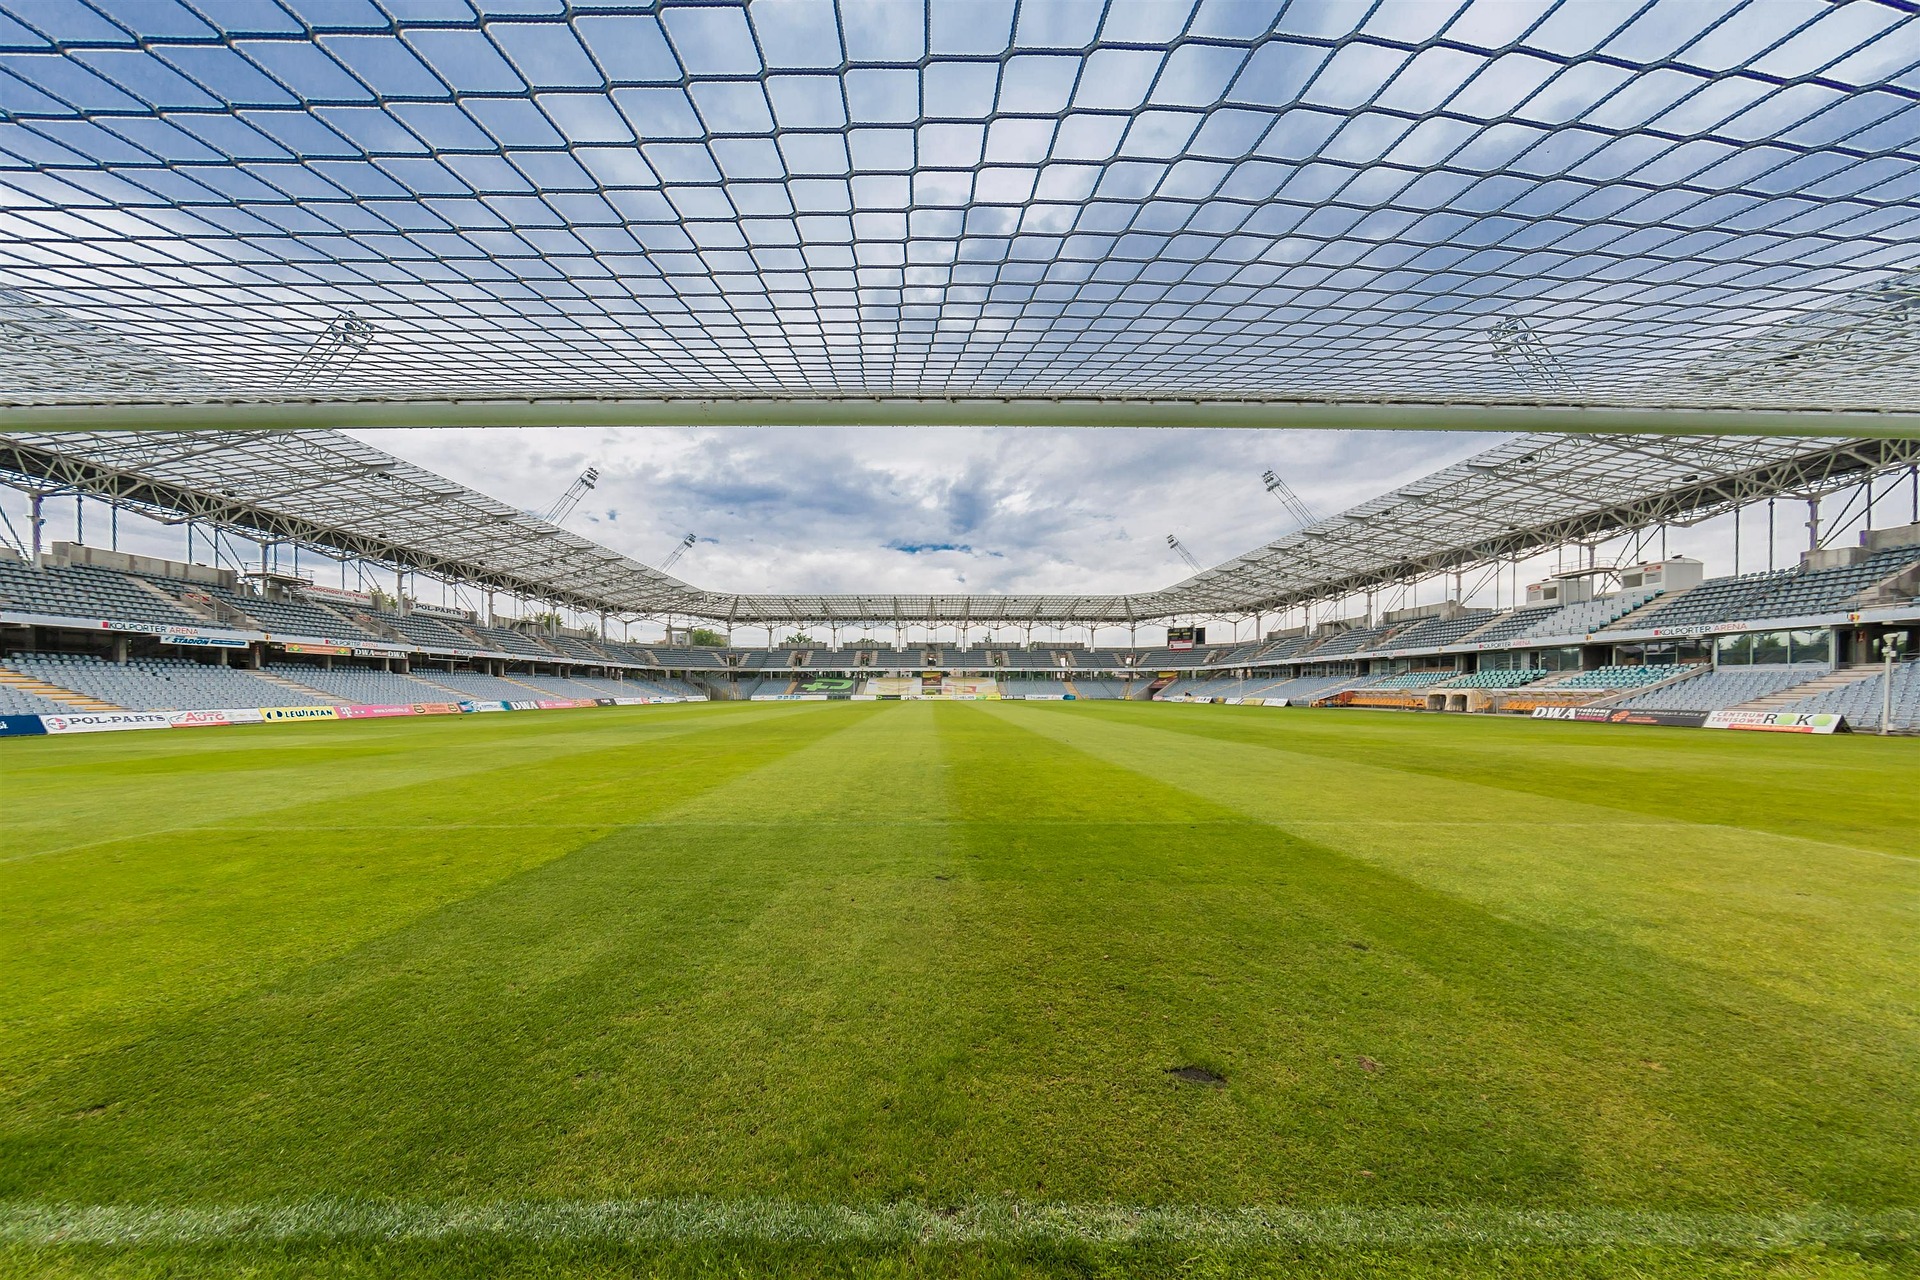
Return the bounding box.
[1539,645,1581,671]
[1751,630,1790,664]
[1717,632,1753,665]
[1789,629,1830,665]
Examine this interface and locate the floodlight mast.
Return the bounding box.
[281,313,372,391]
[539,466,599,524]
[1261,469,1319,530]
[1490,318,1575,394]
[1166,534,1203,572]
[660,532,697,572]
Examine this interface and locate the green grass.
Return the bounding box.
[3,700,1917,1278]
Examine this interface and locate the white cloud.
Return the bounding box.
[346,425,1502,597]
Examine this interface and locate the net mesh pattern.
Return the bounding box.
[0,0,1917,408]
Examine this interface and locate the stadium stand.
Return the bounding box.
[366,609,482,652]
[510,675,619,700]
[5,653,329,711]
[1380,612,1495,650]
[204,588,378,643]
[1623,548,1920,632]
[1440,669,1552,689]
[465,624,563,659]
[1252,634,1313,662]
[640,676,706,699]
[1067,678,1129,699]
[0,682,81,714]
[269,664,460,705]
[560,674,652,698]
[1307,624,1399,657]
[649,646,732,670]
[0,559,205,627]
[1156,676,1228,699]
[1774,661,1920,731]
[543,635,613,663]
[1370,671,1458,690]
[3,533,1915,727]
[1455,607,1559,646]
[1242,673,1373,702]
[1614,666,1829,714]
[425,671,550,702]
[1515,589,1661,639]
[1551,664,1695,692]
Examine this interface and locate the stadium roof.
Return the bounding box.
[4,427,1913,624]
[0,0,1918,434]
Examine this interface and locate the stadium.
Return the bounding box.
[2,1,1918,1277]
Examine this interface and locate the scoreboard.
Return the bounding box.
[1167,625,1206,650]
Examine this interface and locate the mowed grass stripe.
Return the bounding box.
[0,702,793,862]
[933,707,1753,1205]
[989,700,1920,1033]
[1061,701,1920,857]
[923,705,1619,1204]
[950,703,1920,1207]
[4,1197,1914,1250]
[1,704,990,1203]
[1,703,873,1086]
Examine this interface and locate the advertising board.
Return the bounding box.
[1704,710,1849,734]
[1530,706,1710,728]
[168,708,264,728]
[41,711,173,734]
[259,705,340,722]
[0,715,48,736]
[160,635,251,649]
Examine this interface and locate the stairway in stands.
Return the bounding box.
[403,672,471,699]
[1599,586,1689,634]
[1733,668,1872,713]
[248,668,340,703]
[0,666,121,711]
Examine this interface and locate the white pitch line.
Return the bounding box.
[1,1198,1912,1251]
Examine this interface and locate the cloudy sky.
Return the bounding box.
[350,424,1498,598]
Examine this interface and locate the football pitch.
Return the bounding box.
[3,701,1917,1278]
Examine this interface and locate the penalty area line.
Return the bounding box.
[2,1199,1913,1251]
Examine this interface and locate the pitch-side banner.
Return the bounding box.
[41,711,173,734]
[0,715,48,736]
[259,705,340,722]
[169,708,265,728]
[1704,710,1849,734]
[1531,706,1710,728]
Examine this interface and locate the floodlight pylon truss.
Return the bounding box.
[0,0,1918,429]
[3,428,1915,626]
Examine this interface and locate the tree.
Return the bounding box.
[784,632,816,646]
[688,627,727,647]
